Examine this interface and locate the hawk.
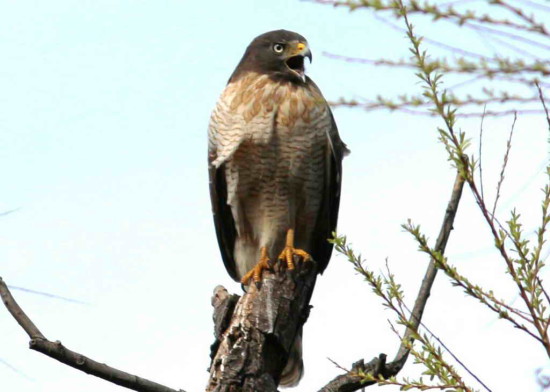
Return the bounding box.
[208,30,348,386]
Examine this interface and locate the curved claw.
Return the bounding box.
[241,247,271,286]
[278,246,311,270]
[277,228,312,270]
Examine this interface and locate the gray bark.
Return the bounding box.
[207,261,317,392]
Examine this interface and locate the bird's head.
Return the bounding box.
[230,30,312,84]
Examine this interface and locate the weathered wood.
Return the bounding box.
[318,355,400,392]
[210,286,240,363]
[207,261,317,392]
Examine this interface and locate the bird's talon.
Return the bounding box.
[241,247,271,286]
[278,245,311,271]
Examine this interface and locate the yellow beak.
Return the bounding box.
[288,41,312,62]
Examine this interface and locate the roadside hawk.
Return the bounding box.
[208,30,348,387]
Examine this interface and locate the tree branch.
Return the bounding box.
[318,171,465,392]
[0,277,185,392]
[207,261,317,391]
[397,172,465,361]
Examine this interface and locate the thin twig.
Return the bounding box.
[479,105,486,202]
[406,219,546,340]
[465,147,550,356]
[536,81,550,131]
[439,0,481,6]
[327,357,351,373]
[533,82,550,332]
[491,112,517,221]
[0,277,184,392]
[491,0,548,35]
[478,30,541,59]
[448,75,485,90]
[0,357,35,381]
[0,208,20,217]
[515,0,550,12]
[467,23,550,51]
[312,0,550,36]
[7,285,90,305]
[402,303,493,392]
[538,277,550,335]
[373,13,490,60]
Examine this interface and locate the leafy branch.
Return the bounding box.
[319,0,550,390]
[314,0,550,36]
[331,90,542,114]
[321,168,467,391]
[316,0,550,117]
[396,0,550,358]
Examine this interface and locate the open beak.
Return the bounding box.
[285,41,312,82]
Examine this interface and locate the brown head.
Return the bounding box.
[229,30,312,84]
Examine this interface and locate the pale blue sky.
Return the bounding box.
[1,1,548,391]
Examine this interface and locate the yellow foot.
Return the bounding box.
[278,246,311,270]
[278,228,312,271]
[241,247,271,285]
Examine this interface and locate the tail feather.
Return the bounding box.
[279,330,304,388]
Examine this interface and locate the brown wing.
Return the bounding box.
[209,162,239,281]
[309,103,349,274]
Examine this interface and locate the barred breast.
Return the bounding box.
[208,72,332,278]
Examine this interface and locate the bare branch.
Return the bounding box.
[491,0,548,35]
[395,172,466,363]
[467,23,550,51]
[0,277,184,392]
[539,278,550,315]
[7,285,90,305]
[327,357,352,374]
[0,208,21,217]
[514,0,550,13]
[372,13,491,60]
[476,28,541,59]
[1,278,45,339]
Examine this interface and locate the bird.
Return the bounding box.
[208,29,348,387]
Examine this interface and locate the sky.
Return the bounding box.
[1,1,549,391]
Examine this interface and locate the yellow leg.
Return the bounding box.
[278,229,311,270]
[241,247,271,285]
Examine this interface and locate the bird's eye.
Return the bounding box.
[273,43,284,53]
